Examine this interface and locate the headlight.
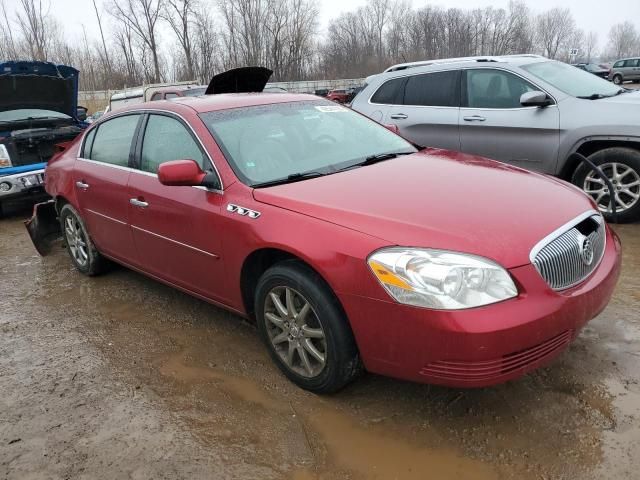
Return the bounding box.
[368,248,517,310]
[0,144,11,168]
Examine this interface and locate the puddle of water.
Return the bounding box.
[306,407,498,480]
[159,351,284,412]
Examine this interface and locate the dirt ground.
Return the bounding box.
[1,202,639,480]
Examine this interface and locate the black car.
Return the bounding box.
[573,63,610,79]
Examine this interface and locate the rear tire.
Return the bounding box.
[255,260,361,393]
[59,204,107,275]
[572,147,640,223]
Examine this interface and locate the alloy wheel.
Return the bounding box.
[64,214,89,267]
[583,162,640,213]
[264,286,327,378]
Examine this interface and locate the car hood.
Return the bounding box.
[0,61,79,118]
[252,150,596,269]
[594,89,640,105]
[205,67,273,95]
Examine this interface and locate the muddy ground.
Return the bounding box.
[1,203,638,480]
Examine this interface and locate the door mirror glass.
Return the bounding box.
[520,90,551,107]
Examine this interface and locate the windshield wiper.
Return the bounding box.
[338,151,414,172]
[577,93,606,100]
[251,171,325,188]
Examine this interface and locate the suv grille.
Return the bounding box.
[532,213,605,290]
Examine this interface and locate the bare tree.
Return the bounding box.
[535,8,575,59]
[15,0,52,60]
[92,0,112,75]
[607,22,639,59]
[585,31,598,62]
[110,0,164,83]
[163,0,197,80]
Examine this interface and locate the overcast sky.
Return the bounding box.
[6,0,640,51]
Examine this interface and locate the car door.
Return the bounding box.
[127,112,227,303]
[627,59,640,80]
[458,68,560,173]
[74,113,142,263]
[378,69,461,151]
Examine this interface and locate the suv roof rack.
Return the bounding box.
[383,54,545,73]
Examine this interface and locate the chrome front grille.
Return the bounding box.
[531,213,606,291]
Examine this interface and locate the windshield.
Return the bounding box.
[200,100,416,186]
[521,61,620,98]
[0,109,71,122]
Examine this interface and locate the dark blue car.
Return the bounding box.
[0,61,86,217]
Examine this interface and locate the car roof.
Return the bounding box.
[153,84,206,94]
[111,92,319,115]
[383,54,547,73]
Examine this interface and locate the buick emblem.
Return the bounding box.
[579,236,594,266]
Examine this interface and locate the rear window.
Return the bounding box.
[370,77,405,105]
[403,71,460,107]
[89,114,139,166]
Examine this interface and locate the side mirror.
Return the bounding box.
[158,159,220,189]
[77,106,88,121]
[520,91,551,107]
[384,124,400,134]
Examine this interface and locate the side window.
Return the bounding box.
[89,114,139,166]
[165,93,179,99]
[626,59,639,67]
[465,69,537,109]
[403,70,460,107]
[613,61,623,68]
[150,92,162,101]
[82,127,97,158]
[370,77,405,105]
[140,114,205,174]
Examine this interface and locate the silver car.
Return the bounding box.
[609,57,640,85]
[351,55,640,222]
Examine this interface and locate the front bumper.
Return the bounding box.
[0,168,47,202]
[340,226,622,387]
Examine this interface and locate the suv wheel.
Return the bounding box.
[255,261,361,393]
[612,74,623,85]
[572,147,640,223]
[59,203,107,275]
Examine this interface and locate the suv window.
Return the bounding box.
[403,70,460,107]
[465,69,537,109]
[89,114,140,166]
[140,114,205,174]
[613,60,624,68]
[370,77,406,105]
[623,59,639,67]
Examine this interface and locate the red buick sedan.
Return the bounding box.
[39,93,621,393]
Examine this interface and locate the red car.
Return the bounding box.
[31,93,621,393]
[326,89,350,103]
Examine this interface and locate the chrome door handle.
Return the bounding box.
[463,115,486,122]
[390,113,408,119]
[129,198,149,208]
[76,181,89,190]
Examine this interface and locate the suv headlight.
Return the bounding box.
[0,145,11,168]
[368,248,517,310]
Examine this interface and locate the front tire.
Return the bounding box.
[572,147,640,223]
[59,204,107,275]
[255,261,361,393]
[612,74,623,85]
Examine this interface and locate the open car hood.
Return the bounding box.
[205,67,273,94]
[0,61,79,118]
